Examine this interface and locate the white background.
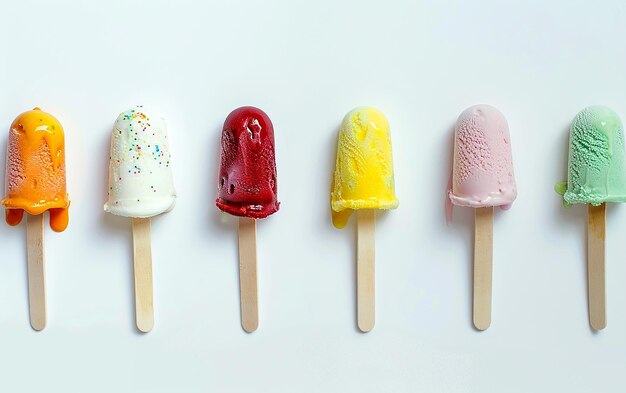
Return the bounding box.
[1,0,625,392]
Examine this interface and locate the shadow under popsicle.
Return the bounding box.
[442,123,475,331]
[99,124,144,335]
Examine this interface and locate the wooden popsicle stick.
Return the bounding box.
[587,203,606,330]
[473,207,493,331]
[357,209,375,332]
[26,213,46,331]
[238,217,258,333]
[132,217,154,333]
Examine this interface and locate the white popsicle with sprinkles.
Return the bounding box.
[104,106,176,332]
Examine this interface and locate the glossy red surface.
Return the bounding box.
[216,106,279,218]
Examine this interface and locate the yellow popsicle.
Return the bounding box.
[331,107,399,228]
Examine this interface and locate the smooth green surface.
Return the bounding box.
[557,106,626,205]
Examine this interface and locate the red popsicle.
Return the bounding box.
[216,106,279,219]
[216,106,279,333]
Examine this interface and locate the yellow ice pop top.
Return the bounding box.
[330,107,399,228]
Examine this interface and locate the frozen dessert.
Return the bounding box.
[330,107,398,228]
[216,106,279,219]
[448,104,516,209]
[555,106,626,205]
[104,106,176,217]
[2,107,70,232]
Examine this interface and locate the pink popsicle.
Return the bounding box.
[447,104,516,331]
[448,104,517,210]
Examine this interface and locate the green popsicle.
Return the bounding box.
[556,106,626,205]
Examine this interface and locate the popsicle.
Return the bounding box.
[1,107,70,330]
[104,106,176,332]
[330,107,398,332]
[555,105,626,330]
[447,104,516,331]
[216,106,279,332]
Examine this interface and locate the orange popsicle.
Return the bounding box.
[1,108,70,232]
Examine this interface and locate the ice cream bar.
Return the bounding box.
[555,106,622,330]
[555,105,626,205]
[447,104,515,331]
[216,106,279,219]
[331,107,399,229]
[217,106,278,333]
[448,104,516,210]
[104,106,176,218]
[1,107,70,232]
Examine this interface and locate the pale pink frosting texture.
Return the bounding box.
[448,104,516,209]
